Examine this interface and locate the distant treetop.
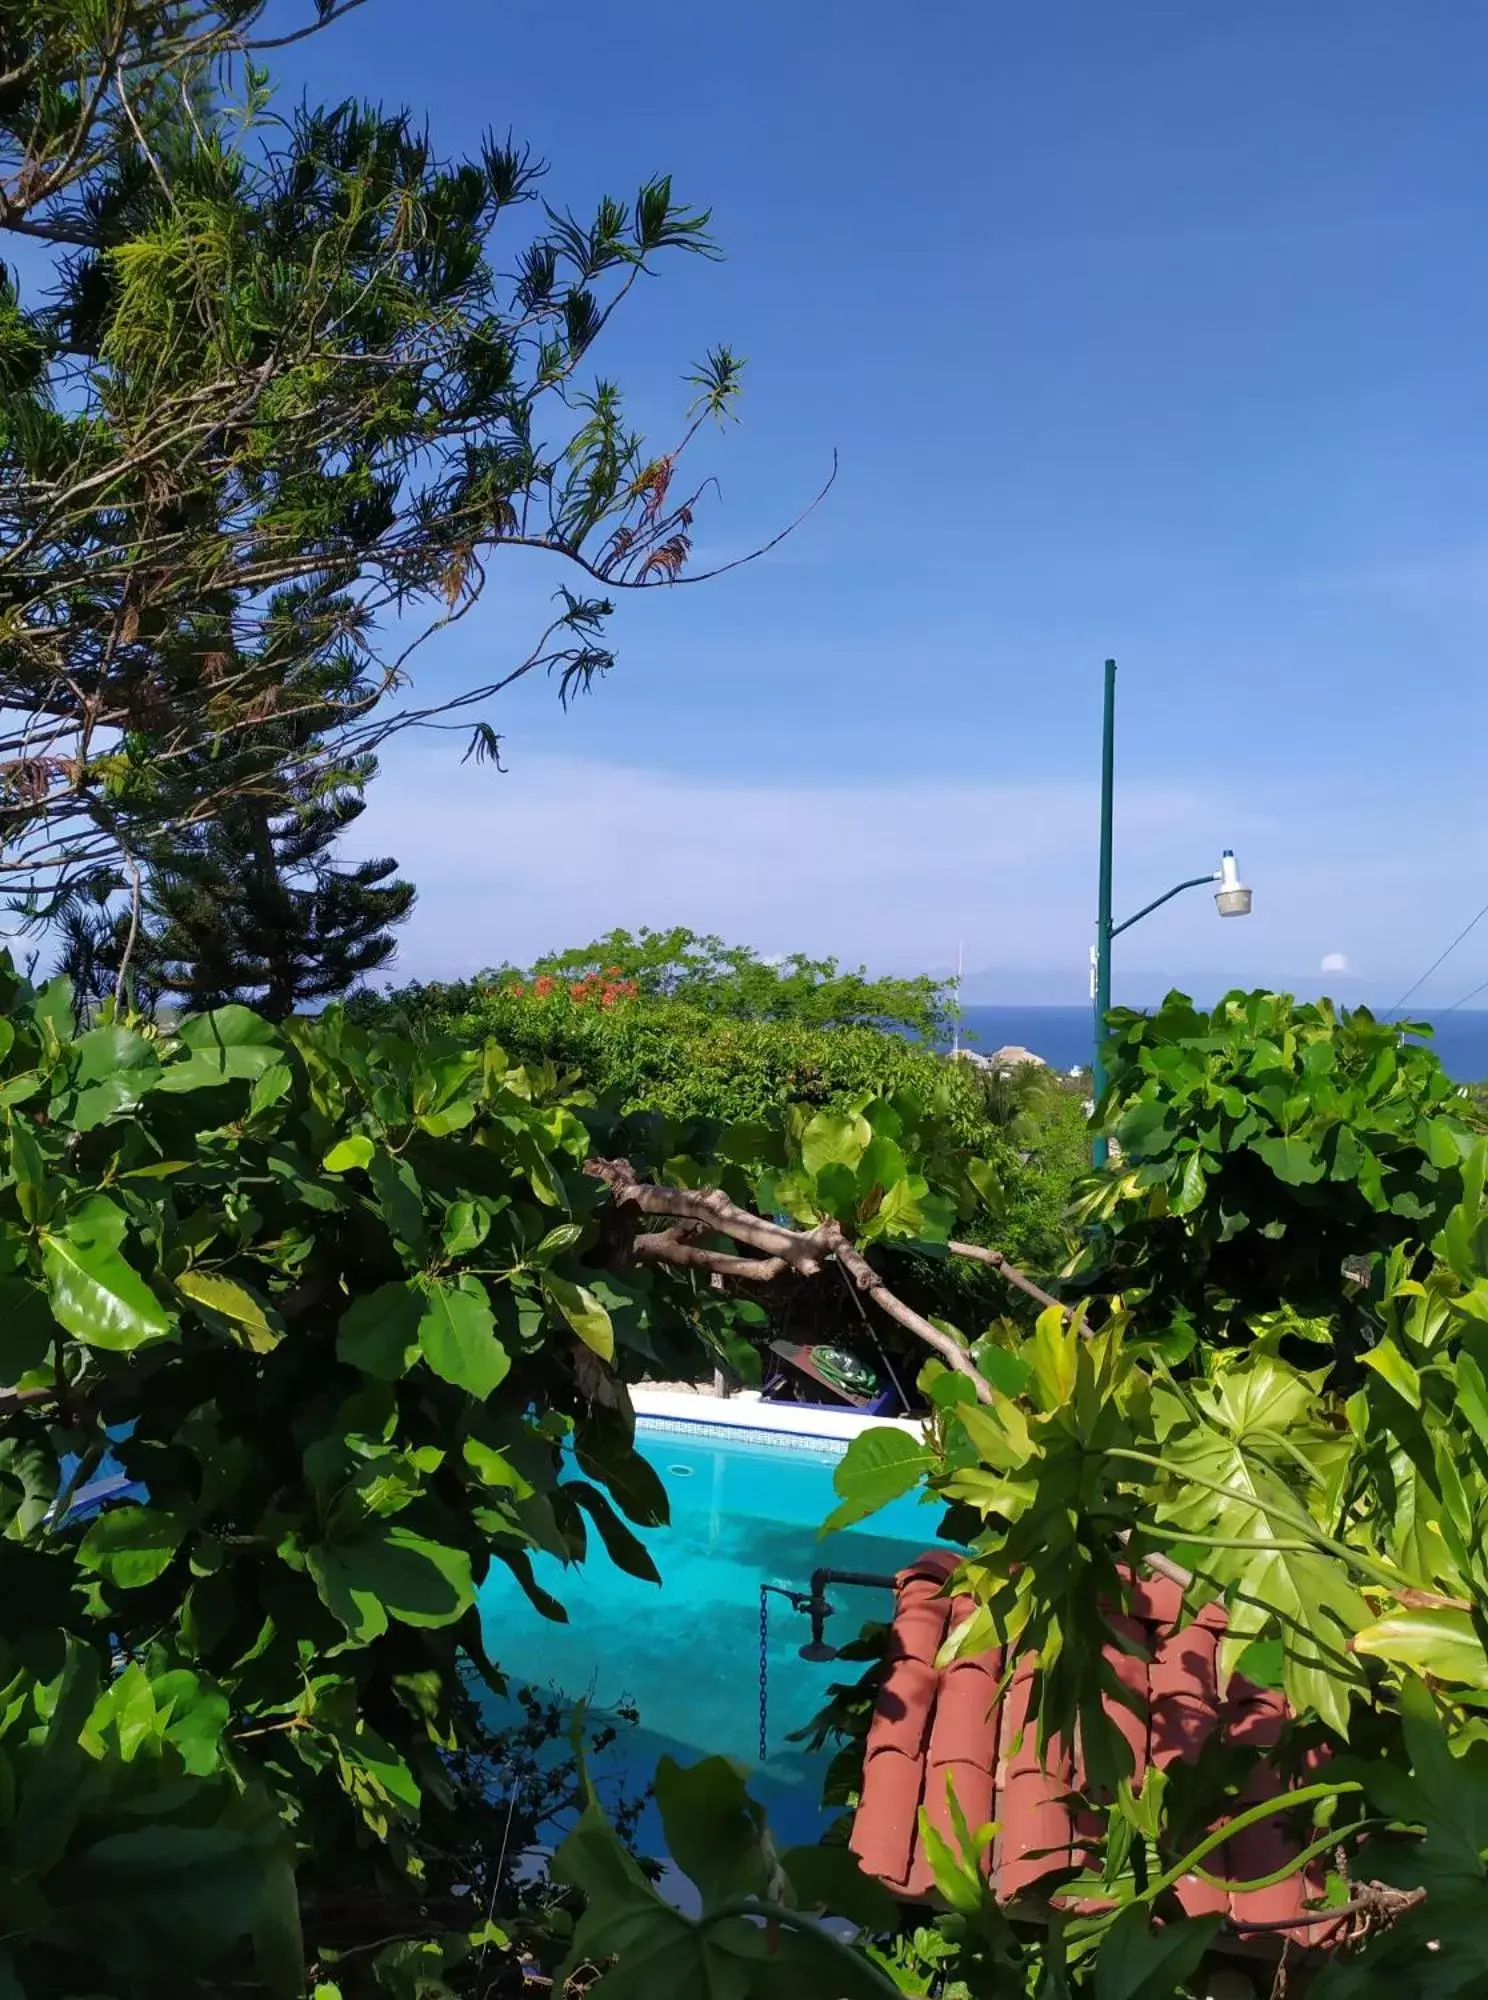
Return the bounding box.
[521,926,949,1035]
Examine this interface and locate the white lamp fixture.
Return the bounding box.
[1214,848,1253,919]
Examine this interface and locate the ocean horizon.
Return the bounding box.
[952,1004,1488,1084]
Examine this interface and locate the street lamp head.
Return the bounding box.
[1214,847,1252,918]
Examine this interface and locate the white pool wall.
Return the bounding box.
[630,1386,923,1444]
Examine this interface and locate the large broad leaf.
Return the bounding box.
[567,1482,661,1584]
[822,1426,933,1534]
[39,1823,267,1976]
[78,1505,187,1589]
[1156,1358,1369,1731]
[781,1844,899,1932]
[175,1271,282,1353]
[367,1150,428,1261]
[1093,1906,1222,2000]
[71,1022,161,1130]
[0,1276,54,1384]
[418,1277,509,1399]
[1352,1608,1488,1689]
[575,1417,669,1528]
[156,1007,281,1091]
[41,1221,172,1351]
[1252,1134,1326,1186]
[337,1283,423,1380]
[801,1107,871,1179]
[654,1756,772,1910]
[543,1272,615,1360]
[307,1523,474,1641]
[552,1797,695,1992]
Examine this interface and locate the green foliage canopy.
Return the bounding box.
[1073,989,1474,1355]
[0,2,753,899]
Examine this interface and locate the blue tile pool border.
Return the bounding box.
[635,1414,848,1459]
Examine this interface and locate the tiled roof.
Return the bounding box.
[849,1551,1341,1943]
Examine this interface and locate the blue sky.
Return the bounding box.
[280,0,1486,1005]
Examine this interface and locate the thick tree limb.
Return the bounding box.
[585,1156,992,1401]
[584,1155,1197,1591]
[947,1239,1065,1314]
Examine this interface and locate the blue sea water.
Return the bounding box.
[954,1003,1488,1083]
[477,1419,940,1848]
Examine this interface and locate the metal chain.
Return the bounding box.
[758,1585,769,1764]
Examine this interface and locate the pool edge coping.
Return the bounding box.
[631,1386,924,1444]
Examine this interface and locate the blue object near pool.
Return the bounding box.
[477,1414,941,1849]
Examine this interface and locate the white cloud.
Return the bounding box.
[340,746,1488,1004]
[347,748,1208,984]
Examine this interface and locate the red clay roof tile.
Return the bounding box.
[849,1552,1344,1952]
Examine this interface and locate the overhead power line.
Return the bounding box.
[1442,972,1488,1017]
[1386,897,1488,1020]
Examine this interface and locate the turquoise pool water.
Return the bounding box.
[477,1418,941,1846]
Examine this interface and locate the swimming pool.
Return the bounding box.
[477,1415,942,1847]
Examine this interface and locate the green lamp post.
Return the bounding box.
[1090,658,1252,1168]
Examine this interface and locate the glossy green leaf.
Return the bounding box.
[542,1272,614,1359]
[175,1270,282,1352]
[823,1426,933,1533]
[0,1276,54,1383]
[322,1135,374,1173]
[78,1505,187,1589]
[1252,1134,1326,1186]
[417,1277,509,1398]
[41,1224,172,1350]
[1031,1304,1077,1411]
[1362,1336,1422,1408]
[1352,1608,1488,1688]
[307,1524,474,1640]
[337,1283,422,1379]
[801,1107,871,1178]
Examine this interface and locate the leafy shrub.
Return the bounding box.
[0,962,725,1993]
[352,982,977,1129]
[1074,988,1475,1353]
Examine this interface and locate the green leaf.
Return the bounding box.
[78,1505,187,1588]
[307,1524,474,1640]
[442,1199,489,1257]
[543,1271,615,1359]
[575,1420,670,1528]
[1170,1150,1207,1215]
[418,1277,509,1398]
[801,1107,871,1178]
[41,1823,267,1975]
[179,1005,279,1053]
[1031,1303,1077,1411]
[1362,1336,1422,1408]
[567,1481,660,1583]
[252,1850,305,2000]
[175,1270,282,1352]
[1352,1608,1488,1689]
[322,1134,374,1173]
[41,1225,172,1350]
[781,1844,899,1932]
[337,1282,423,1380]
[1252,1135,1326,1185]
[367,1149,428,1261]
[823,1426,933,1533]
[72,1022,161,1129]
[1093,1906,1222,2000]
[654,1756,771,1909]
[0,1276,54,1384]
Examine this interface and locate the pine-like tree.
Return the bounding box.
[134,755,414,1020]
